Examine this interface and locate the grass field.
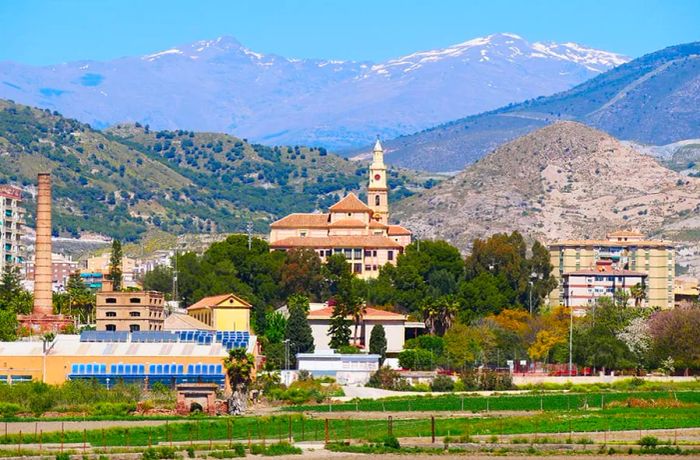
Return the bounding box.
[285,390,700,413]
[0,406,697,447]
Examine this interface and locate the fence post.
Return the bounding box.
[431,416,435,443]
[288,416,292,442]
[540,396,543,411]
[601,394,605,409]
[17,430,21,456]
[167,421,171,448]
[60,423,64,453]
[301,417,305,442]
[247,428,252,449]
[209,422,213,450]
[39,430,42,455]
[324,419,329,444]
[486,398,490,413]
[125,428,130,447]
[102,428,106,449]
[149,430,152,448]
[387,416,393,437]
[461,397,464,411]
[84,428,88,453]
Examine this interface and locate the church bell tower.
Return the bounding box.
[367,138,389,224]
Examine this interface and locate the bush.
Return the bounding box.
[367,367,410,391]
[91,402,136,416]
[186,447,195,458]
[382,435,400,449]
[0,402,21,419]
[398,348,436,370]
[208,446,245,458]
[459,369,513,391]
[142,447,177,460]
[56,454,70,460]
[430,375,455,392]
[639,436,659,448]
[251,442,301,456]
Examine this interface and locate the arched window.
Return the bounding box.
[375,194,380,206]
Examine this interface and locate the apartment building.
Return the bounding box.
[95,280,165,332]
[549,230,675,309]
[0,185,23,273]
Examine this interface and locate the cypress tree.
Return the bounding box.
[328,302,352,350]
[369,324,388,365]
[109,239,123,290]
[284,295,314,368]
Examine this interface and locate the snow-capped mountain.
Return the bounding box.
[0,33,628,149]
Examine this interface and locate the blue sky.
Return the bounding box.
[1,0,699,65]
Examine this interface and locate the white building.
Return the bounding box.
[307,304,407,355]
[296,351,380,385]
[562,267,648,314]
[0,185,23,273]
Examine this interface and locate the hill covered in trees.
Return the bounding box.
[0,100,427,241]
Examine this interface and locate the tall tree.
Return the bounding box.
[142,265,173,296]
[328,301,352,350]
[65,272,96,323]
[264,311,287,344]
[322,254,351,297]
[284,295,315,368]
[109,239,123,290]
[0,265,32,314]
[335,275,365,346]
[369,324,387,365]
[280,249,323,300]
[649,306,700,374]
[630,283,647,308]
[224,347,255,414]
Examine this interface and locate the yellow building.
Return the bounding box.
[548,230,675,309]
[268,140,412,279]
[187,294,252,332]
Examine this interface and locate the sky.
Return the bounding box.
[1,0,699,65]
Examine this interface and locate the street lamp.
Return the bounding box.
[528,281,534,315]
[568,305,574,376]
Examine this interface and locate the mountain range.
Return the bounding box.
[393,122,700,250]
[0,33,626,151]
[376,42,700,171]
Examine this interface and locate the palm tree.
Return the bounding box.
[349,301,367,346]
[420,301,438,335]
[630,283,647,308]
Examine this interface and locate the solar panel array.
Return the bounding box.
[68,361,225,386]
[79,329,250,349]
[80,331,129,342]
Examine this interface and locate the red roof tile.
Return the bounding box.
[308,306,406,320]
[270,235,402,249]
[270,213,329,228]
[186,293,251,311]
[387,225,411,235]
[329,193,372,213]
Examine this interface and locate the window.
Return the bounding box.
[325,249,332,257]
[105,324,116,331]
[129,311,140,317]
[129,324,140,332]
[387,250,394,261]
[105,298,117,304]
[129,297,142,304]
[353,263,362,273]
[300,231,307,237]
[105,311,117,317]
[353,248,362,259]
[364,265,371,271]
[375,195,380,206]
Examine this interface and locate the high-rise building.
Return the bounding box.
[548,230,675,309]
[0,185,23,273]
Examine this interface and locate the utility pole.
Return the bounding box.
[172,248,178,307]
[569,305,574,376]
[246,221,253,251]
[529,281,533,314]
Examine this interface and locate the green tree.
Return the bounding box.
[264,311,287,344]
[65,272,96,323]
[0,265,32,314]
[142,265,173,296]
[420,296,458,336]
[0,310,18,341]
[322,254,351,296]
[280,249,323,300]
[328,301,352,350]
[335,274,365,345]
[457,272,514,322]
[109,239,123,290]
[369,324,387,365]
[224,348,255,391]
[284,295,315,368]
[630,283,647,308]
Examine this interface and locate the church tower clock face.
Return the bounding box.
[374,174,381,181]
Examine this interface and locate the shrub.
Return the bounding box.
[251,442,301,456]
[91,402,136,416]
[382,435,400,449]
[186,447,195,458]
[430,375,455,392]
[0,402,21,419]
[398,349,436,370]
[639,436,659,448]
[367,366,409,391]
[56,454,70,460]
[208,446,245,458]
[142,447,177,460]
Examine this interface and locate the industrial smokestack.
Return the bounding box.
[33,173,53,316]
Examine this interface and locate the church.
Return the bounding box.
[269,140,412,279]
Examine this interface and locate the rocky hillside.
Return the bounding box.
[0,34,625,150]
[394,122,700,250]
[377,42,700,171]
[0,100,425,241]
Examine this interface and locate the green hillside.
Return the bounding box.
[0,100,426,241]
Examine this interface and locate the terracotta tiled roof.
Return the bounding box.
[328,219,368,228]
[329,193,372,213]
[186,293,251,311]
[387,225,411,235]
[308,306,406,321]
[369,220,388,229]
[270,213,329,228]
[270,235,402,249]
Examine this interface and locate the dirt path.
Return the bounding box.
[0,419,190,435]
